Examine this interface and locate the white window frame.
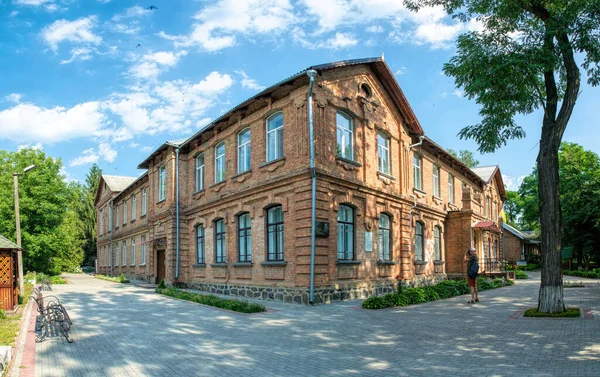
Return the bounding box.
[377,132,390,175]
[195,153,205,192]
[238,128,251,174]
[141,235,146,265]
[434,226,442,261]
[158,166,166,202]
[131,238,136,266]
[109,205,113,232]
[122,241,127,265]
[266,113,283,162]
[413,154,423,191]
[116,204,120,227]
[433,165,440,197]
[448,174,455,204]
[141,188,147,216]
[336,111,353,160]
[123,200,127,225]
[215,142,226,183]
[99,209,103,235]
[131,195,136,221]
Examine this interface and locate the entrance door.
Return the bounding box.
[0,251,15,310]
[156,249,166,283]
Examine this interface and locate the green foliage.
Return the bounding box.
[515,270,529,279]
[362,278,513,309]
[503,191,522,228]
[157,279,166,289]
[156,287,266,313]
[519,264,540,271]
[119,273,129,283]
[95,274,130,283]
[524,307,581,318]
[49,275,67,284]
[0,310,5,320]
[447,149,479,168]
[563,270,600,279]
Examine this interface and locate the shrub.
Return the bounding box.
[520,264,540,271]
[563,270,600,279]
[363,296,386,309]
[515,270,528,279]
[0,309,5,320]
[156,287,266,313]
[119,273,130,283]
[157,279,166,289]
[421,286,440,302]
[524,307,580,318]
[95,274,130,283]
[82,266,95,273]
[403,288,427,305]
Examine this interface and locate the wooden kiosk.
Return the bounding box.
[0,234,19,310]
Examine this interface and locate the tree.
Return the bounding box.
[407,0,600,313]
[503,190,522,227]
[79,165,102,265]
[447,149,480,168]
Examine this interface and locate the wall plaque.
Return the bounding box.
[315,221,329,237]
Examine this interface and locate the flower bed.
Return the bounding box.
[156,287,266,314]
[362,277,514,310]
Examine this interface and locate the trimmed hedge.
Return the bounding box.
[362,277,514,309]
[515,270,528,279]
[563,269,600,279]
[156,287,266,313]
[519,264,540,271]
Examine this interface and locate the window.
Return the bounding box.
[215,142,226,183]
[116,204,120,227]
[448,174,455,204]
[196,225,205,264]
[158,166,166,201]
[131,238,136,265]
[113,244,117,266]
[337,205,354,260]
[433,165,440,197]
[123,200,127,225]
[267,206,284,261]
[214,219,226,263]
[237,213,252,262]
[434,226,442,260]
[238,129,251,174]
[378,214,391,261]
[486,196,491,218]
[109,206,112,232]
[99,209,104,235]
[141,188,147,216]
[131,195,136,221]
[122,241,127,265]
[195,153,205,192]
[415,222,424,261]
[377,133,390,175]
[141,235,146,265]
[336,111,353,160]
[413,154,422,190]
[266,113,283,162]
[493,201,497,221]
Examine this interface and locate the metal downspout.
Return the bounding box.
[307,69,317,305]
[175,147,180,279]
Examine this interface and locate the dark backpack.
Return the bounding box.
[467,261,479,278]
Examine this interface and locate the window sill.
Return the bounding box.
[413,188,427,196]
[157,199,166,204]
[140,214,147,219]
[210,263,227,267]
[336,260,362,265]
[231,170,252,180]
[131,219,136,223]
[259,157,286,169]
[130,264,135,267]
[335,156,361,167]
[414,260,428,265]
[192,189,206,196]
[433,260,446,265]
[377,260,398,265]
[139,264,146,267]
[192,263,206,268]
[377,171,396,184]
[260,261,287,266]
[209,181,226,189]
[233,262,253,267]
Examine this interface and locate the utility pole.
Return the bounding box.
[13,164,35,294]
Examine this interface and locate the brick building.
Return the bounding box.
[502,223,541,263]
[95,57,507,304]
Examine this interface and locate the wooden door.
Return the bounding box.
[156,250,165,284]
[0,251,15,310]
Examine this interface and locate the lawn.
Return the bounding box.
[0,283,33,347]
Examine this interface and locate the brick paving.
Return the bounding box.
[14,272,600,377]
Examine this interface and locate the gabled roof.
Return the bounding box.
[95,174,138,206]
[471,165,507,201]
[0,234,20,250]
[138,139,186,169]
[502,223,541,243]
[473,221,501,233]
[112,171,149,202]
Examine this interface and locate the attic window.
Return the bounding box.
[360,83,372,98]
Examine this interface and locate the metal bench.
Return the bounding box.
[40,277,52,291]
[29,287,73,343]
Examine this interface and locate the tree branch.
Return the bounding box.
[555,31,581,141]
[543,32,558,123]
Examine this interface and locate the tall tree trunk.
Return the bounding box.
[537,134,565,313]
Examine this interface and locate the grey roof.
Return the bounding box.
[102,175,138,192]
[0,234,19,249]
[502,223,541,243]
[471,166,498,183]
[112,171,149,202]
[137,139,187,169]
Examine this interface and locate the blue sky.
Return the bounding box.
[1,0,598,190]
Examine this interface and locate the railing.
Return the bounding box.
[482,258,503,273]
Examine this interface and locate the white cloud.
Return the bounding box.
[69,148,99,167]
[236,71,265,91]
[129,142,140,148]
[394,67,406,76]
[10,11,20,17]
[366,25,384,33]
[161,0,296,51]
[16,0,53,5]
[5,93,23,103]
[99,143,117,163]
[453,89,463,98]
[292,29,357,50]
[112,6,151,22]
[17,142,43,151]
[110,5,151,34]
[60,47,94,64]
[0,102,106,143]
[42,16,101,51]
[128,50,189,80]
[140,146,154,153]
[503,174,526,192]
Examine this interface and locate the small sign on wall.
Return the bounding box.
[316,221,329,237]
[365,231,373,252]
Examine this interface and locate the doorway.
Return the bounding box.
[156,249,165,284]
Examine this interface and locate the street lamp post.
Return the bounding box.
[14,164,36,294]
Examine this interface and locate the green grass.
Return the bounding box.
[0,284,33,347]
[524,307,581,318]
[95,274,130,283]
[156,287,266,314]
[515,270,528,279]
[49,275,67,284]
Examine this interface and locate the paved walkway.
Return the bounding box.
[13,272,600,377]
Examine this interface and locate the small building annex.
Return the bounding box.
[95,57,507,304]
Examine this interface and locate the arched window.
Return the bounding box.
[238,129,251,174]
[237,213,252,262]
[214,219,226,263]
[413,154,422,190]
[195,153,205,192]
[337,205,354,260]
[266,206,284,261]
[378,214,391,261]
[215,143,226,183]
[196,225,205,264]
[266,113,284,162]
[415,222,424,261]
[336,111,353,160]
[434,226,442,261]
[377,132,390,174]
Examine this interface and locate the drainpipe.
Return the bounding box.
[175,147,180,279]
[307,69,317,305]
[409,135,425,149]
